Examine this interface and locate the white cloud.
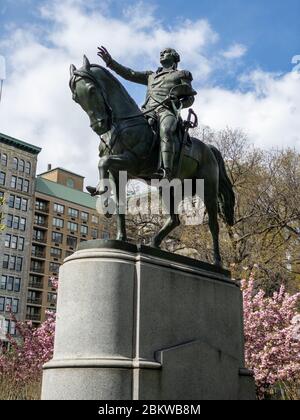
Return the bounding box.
[0,0,219,186]
[0,0,299,191]
[222,43,247,59]
[195,70,300,149]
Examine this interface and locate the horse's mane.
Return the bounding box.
[90,64,141,113]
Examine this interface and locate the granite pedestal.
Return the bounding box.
[41,240,255,400]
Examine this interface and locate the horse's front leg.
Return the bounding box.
[96,152,138,241]
[86,156,114,196]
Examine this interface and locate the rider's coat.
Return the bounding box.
[107,59,195,113]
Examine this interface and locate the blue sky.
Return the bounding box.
[1,0,299,76]
[0,0,299,182]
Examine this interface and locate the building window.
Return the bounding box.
[2,276,20,293]
[92,215,99,224]
[31,260,43,273]
[23,179,29,193]
[0,153,7,166]
[49,262,60,273]
[47,292,57,304]
[11,235,18,249]
[13,216,19,229]
[12,157,18,170]
[2,258,22,275]
[67,235,77,248]
[29,275,43,288]
[16,257,22,272]
[54,203,64,214]
[68,208,78,218]
[18,237,24,251]
[3,254,9,269]
[32,245,45,258]
[21,198,28,211]
[7,276,14,291]
[14,196,21,210]
[0,297,5,312]
[52,231,63,244]
[50,247,62,258]
[68,221,78,232]
[91,228,98,239]
[10,320,16,335]
[8,195,14,208]
[0,276,21,293]
[10,195,29,211]
[14,278,21,292]
[5,234,11,248]
[35,199,48,212]
[16,177,23,191]
[19,159,25,172]
[33,229,45,242]
[4,235,24,252]
[6,214,13,228]
[27,290,42,304]
[35,214,46,226]
[81,212,89,222]
[11,176,17,189]
[65,250,74,258]
[0,171,5,186]
[80,225,88,235]
[25,161,31,175]
[9,256,16,270]
[66,178,74,188]
[19,217,26,231]
[52,217,64,228]
[2,319,17,335]
[1,276,7,290]
[12,299,19,314]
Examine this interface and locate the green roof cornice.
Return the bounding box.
[0,132,41,155]
[35,177,97,210]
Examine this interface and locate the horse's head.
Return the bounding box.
[69,55,111,135]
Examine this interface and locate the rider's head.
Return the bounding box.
[160,48,180,68]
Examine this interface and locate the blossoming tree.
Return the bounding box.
[242,274,300,399]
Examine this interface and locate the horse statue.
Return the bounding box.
[69,55,235,266]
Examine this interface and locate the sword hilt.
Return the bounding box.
[186,108,198,129]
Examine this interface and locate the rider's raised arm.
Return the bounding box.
[97,46,152,85]
[107,59,152,86]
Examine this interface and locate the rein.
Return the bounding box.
[71,69,182,122]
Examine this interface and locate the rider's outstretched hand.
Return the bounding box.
[97,46,112,65]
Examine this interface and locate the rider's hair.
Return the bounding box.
[171,49,181,64]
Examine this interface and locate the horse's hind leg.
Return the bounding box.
[110,173,127,241]
[204,179,222,266]
[151,187,180,248]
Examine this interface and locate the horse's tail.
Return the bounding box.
[209,145,235,226]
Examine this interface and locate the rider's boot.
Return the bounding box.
[160,151,175,180]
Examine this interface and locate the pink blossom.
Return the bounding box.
[242,275,300,399]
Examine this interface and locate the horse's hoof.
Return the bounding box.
[86,186,98,196]
[86,186,109,197]
[214,260,223,268]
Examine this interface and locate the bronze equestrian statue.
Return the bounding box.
[98,46,196,179]
[69,50,235,266]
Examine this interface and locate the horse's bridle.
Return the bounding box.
[70,69,113,119]
[70,67,182,123]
